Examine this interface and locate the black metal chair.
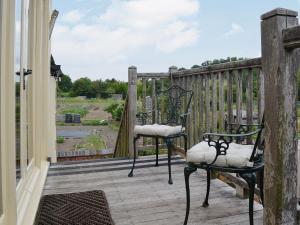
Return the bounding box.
[128,85,193,184]
[183,117,264,225]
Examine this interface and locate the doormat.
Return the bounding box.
[34,190,114,225]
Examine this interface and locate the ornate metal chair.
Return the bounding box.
[183,116,264,225]
[128,85,193,184]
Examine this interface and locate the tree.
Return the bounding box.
[70,77,94,98]
[58,74,72,92]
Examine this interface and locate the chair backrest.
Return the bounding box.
[156,85,193,126]
[250,114,265,161]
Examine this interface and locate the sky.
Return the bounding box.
[52,0,300,81]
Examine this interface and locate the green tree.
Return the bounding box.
[70,77,94,98]
[58,74,73,92]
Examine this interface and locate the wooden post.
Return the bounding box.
[261,8,299,225]
[169,66,178,85]
[128,66,137,158]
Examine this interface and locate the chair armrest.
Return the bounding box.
[201,129,260,166]
[226,123,261,134]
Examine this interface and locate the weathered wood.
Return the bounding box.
[137,73,169,79]
[44,156,264,225]
[199,76,204,139]
[169,66,178,86]
[191,75,197,146]
[258,69,265,122]
[261,8,299,225]
[246,69,253,126]
[152,78,156,124]
[219,72,225,131]
[227,71,234,125]
[172,58,262,77]
[205,74,211,132]
[128,66,137,158]
[212,74,217,131]
[283,25,300,50]
[193,75,199,143]
[114,97,129,157]
[236,70,243,124]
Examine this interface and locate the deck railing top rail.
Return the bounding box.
[172,57,262,77]
[137,72,169,79]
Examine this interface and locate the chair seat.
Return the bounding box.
[186,142,255,168]
[134,124,183,137]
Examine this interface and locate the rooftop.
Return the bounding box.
[43,155,263,225]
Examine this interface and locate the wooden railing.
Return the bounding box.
[114,97,129,157]
[115,58,264,157]
[171,57,264,150]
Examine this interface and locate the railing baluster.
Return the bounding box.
[258,68,265,122]
[246,68,253,143]
[236,69,243,124]
[212,73,217,132]
[205,74,211,132]
[227,70,234,125]
[199,75,204,139]
[219,72,225,131]
[193,74,199,144]
[142,78,147,146]
[246,68,253,125]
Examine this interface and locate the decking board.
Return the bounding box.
[43,156,263,225]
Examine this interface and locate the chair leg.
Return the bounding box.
[259,170,264,206]
[166,138,173,184]
[202,169,211,207]
[240,173,256,225]
[155,137,159,167]
[184,134,188,154]
[183,165,197,225]
[128,136,139,177]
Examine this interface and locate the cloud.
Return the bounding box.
[62,10,85,24]
[52,0,200,80]
[223,23,244,37]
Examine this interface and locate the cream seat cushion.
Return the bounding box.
[134,124,183,137]
[186,141,255,168]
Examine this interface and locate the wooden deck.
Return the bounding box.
[43,155,263,225]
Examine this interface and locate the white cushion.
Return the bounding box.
[186,141,255,168]
[134,124,183,137]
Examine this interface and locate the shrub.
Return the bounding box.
[57,136,65,143]
[104,102,124,121]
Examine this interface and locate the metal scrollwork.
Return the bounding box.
[206,136,231,156]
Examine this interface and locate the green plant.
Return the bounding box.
[82,120,109,126]
[61,106,89,117]
[104,102,124,121]
[57,136,65,143]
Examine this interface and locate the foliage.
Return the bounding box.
[104,102,124,121]
[70,77,94,98]
[58,74,73,92]
[138,149,167,156]
[82,119,109,126]
[61,106,89,117]
[56,136,65,143]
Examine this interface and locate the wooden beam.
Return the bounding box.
[261,8,299,225]
[128,66,137,158]
[172,58,261,77]
[283,25,300,50]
